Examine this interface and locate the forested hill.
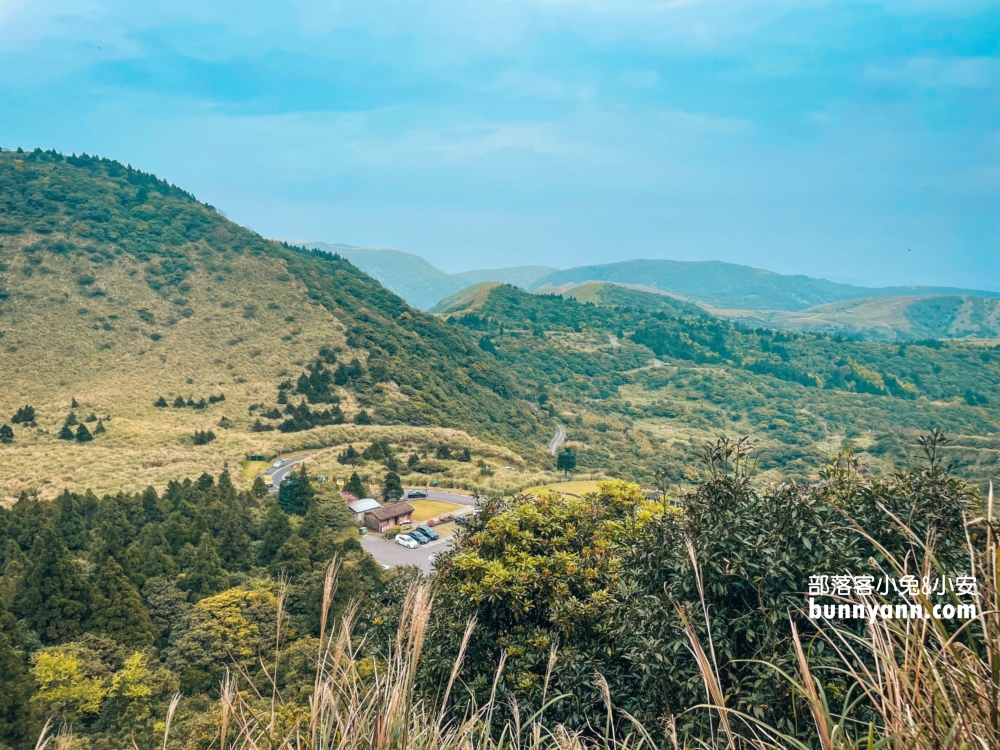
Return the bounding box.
[0,148,541,497]
[439,283,1000,487]
[529,259,1000,311]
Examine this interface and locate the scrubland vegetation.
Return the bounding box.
[2,148,1000,750]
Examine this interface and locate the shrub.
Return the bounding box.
[192,430,216,445]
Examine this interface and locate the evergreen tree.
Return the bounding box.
[251,476,269,499]
[138,526,179,580]
[90,497,134,564]
[75,424,93,442]
[353,410,373,425]
[154,396,168,407]
[256,501,292,566]
[183,533,228,600]
[337,444,361,465]
[65,412,78,427]
[268,535,312,578]
[343,472,366,499]
[0,424,13,443]
[382,471,404,503]
[278,465,314,515]
[55,491,89,550]
[212,502,251,569]
[94,420,106,434]
[57,424,75,440]
[89,557,157,646]
[71,397,79,409]
[0,606,37,748]
[459,447,472,462]
[557,446,577,477]
[407,453,420,468]
[172,396,185,408]
[15,526,89,643]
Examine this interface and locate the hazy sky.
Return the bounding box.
[1,1,997,288]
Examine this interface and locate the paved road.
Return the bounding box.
[361,533,454,573]
[547,423,567,455]
[262,454,312,493]
[404,488,478,507]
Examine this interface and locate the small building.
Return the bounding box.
[365,501,415,533]
[348,498,382,524]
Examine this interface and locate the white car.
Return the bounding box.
[272,459,286,468]
[395,534,418,549]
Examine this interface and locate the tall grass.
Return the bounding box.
[149,485,999,750]
[681,484,1000,749]
[174,557,653,750]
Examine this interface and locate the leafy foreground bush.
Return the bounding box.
[16,435,1000,750]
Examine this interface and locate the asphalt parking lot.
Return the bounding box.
[360,533,454,573]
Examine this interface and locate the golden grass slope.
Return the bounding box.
[0,235,541,501]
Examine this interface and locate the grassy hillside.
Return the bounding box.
[530,259,1000,311]
[715,295,1000,341]
[303,241,555,310]
[440,283,1000,487]
[0,149,545,500]
[553,281,704,316]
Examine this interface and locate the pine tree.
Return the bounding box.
[557,446,577,477]
[382,471,404,503]
[57,424,75,440]
[407,453,420,468]
[184,533,228,600]
[278,464,314,515]
[268,535,312,578]
[55,491,89,550]
[65,412,78,426]
[71,397,79,408]
[353,409,373,425]
[459,447,472,462]
[343,472,366,499]
[75,423,93,442]
[154,396,168,407]
[89,557,157,646]
[138,526,179,581]
[173,396,185,408]
[94,420,106,434]
[0,606,38,749]
[0,424,13,443]
[15,526,89,643]
[251,476,269,499]
[256,501,292,566]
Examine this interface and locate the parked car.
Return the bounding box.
[407,489,427,499]
[407,528,431,544]
[417,524,439,540]
[395,534,418,549]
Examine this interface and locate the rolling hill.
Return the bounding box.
[713,295,1000,342]
[529,259,1000,311]
[301,241,555,310]
[0,149,544,499]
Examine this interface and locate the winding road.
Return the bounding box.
[263,454,312,493]
[547,423,567,455]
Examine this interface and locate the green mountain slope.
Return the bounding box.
[440,283,1000,487]
[715,295,1000,341]
[302,241,555,310]
[530,259,1000,311]
[0,149,542,499]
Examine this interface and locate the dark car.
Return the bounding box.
[407,528,431,544]
[407,489,427,499]
[417,524,439,541]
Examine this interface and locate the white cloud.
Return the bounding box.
[866,56,1000,89]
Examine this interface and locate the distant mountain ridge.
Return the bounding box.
[528,259,1000,312]
[299,244,1000,314]
[302,242,555,310]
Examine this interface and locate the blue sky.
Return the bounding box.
[1,1,997,289]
